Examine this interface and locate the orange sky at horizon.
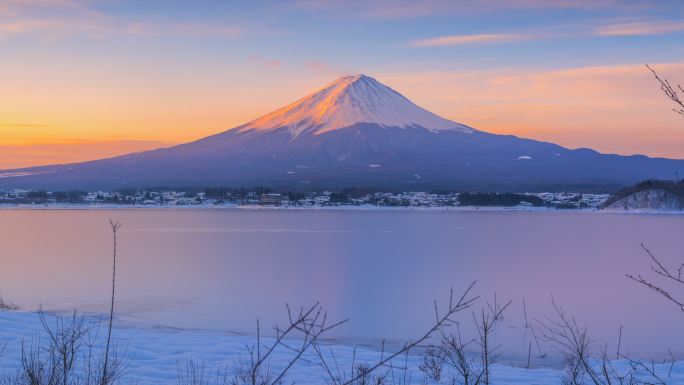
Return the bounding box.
[1,62,683,169]
[2,0,684,170]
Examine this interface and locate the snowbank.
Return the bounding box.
[0,311,681,385]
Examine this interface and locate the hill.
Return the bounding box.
[603,180,684,211]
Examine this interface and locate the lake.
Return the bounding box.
[0,208,682,365]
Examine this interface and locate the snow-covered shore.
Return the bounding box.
[0,203,569,211]
[0,311,681,385]
[2,203,684,215]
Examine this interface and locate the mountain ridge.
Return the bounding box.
[1,74,683,192]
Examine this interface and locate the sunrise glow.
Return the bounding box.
[1,0,683,169]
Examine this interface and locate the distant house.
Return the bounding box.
[260,193,282,206]
[313,195,330,205]
[9,189,28,199]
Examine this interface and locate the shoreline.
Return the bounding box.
[0,203,682,214]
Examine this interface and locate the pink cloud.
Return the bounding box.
[0,1,241,39]
[305,61,329,70]
[409,33,528,47]
[249,55,286,68]
[296,0,638,19]
[121,21,240,38]
[595,20,684,36]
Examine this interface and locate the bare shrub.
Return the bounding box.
[1,219,127,385]
[418,295,511,385]
[0,291,18,311]
[315,342,413,385]
[177,360,230,385]
[178,302,347,385]
[538,299,667,385]
[314,282,478,385]
[2,311,127,385]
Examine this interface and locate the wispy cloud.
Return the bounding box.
[248,55,286,68]
[120,21,240,38]
[0,18,241,39]
[0,1,241,39]
[0,0,81,16]
[409,33,528,47]
[296,0,640,19]
[305,61,330,71]
[409,17,684,48]
[594,19,684,36]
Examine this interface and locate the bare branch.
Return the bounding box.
[640,243,684,285]
[647,64,684,116]
[626,273,684,313]
[626,243,684,313]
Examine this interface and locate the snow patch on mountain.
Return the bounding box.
[240,74,474,137]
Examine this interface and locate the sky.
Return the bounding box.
[1,0,683,169]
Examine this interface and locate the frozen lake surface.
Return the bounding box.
[0,209,683,366]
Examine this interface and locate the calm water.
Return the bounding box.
[0,208,682,364]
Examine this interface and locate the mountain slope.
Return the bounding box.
[237,74,473,137]
[1,75,683,192]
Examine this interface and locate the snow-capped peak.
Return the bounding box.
[240,74,474,137]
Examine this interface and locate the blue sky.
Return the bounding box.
[1,0,683,168]
[70,0,684,71]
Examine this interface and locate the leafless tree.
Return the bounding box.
[647,64,684,116]
[626,243,684,313]
[473,299,512,385]
[101,219,121,385]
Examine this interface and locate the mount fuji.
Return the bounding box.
[2,74,683,192]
